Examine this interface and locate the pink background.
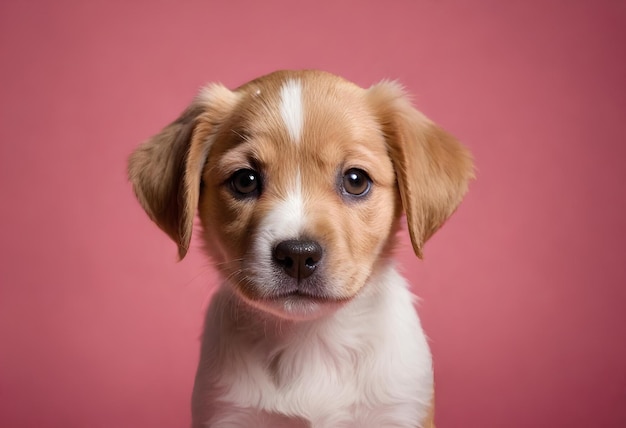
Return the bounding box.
[1,1,625,427]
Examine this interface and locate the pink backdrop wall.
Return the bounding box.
[1,1,625,427]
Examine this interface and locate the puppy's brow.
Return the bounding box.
[231,129,251,143]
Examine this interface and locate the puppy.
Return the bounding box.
[128,70,473,427]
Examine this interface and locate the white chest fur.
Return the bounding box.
[192,265,433,428]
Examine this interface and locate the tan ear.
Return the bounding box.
[368,81,474,258]
[128,84,238,259]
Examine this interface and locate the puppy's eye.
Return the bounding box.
[342,168,371,196]
[230,169,261,197]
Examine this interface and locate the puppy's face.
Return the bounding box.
[129,70,473,320]
[199,74,399,318]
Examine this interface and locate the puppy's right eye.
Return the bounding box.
[229,169,261,197]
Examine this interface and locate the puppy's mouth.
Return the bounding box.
[270,288,342,303]
[252,284,347,321]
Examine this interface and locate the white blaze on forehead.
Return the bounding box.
[279,79,304,144]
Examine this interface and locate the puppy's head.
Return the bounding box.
[129,70,473,320]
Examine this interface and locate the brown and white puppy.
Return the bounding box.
[129,70,473,428]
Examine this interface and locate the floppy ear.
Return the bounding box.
[128,84,238,259]
[368,81,474,259]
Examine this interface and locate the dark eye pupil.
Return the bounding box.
[343,169,370,196]
[232,169,259,195]
[347,172,362,186]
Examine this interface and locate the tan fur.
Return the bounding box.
[128,103,202,258]
[423,395,436,428]
[128,84,239,259]
[128,70,473,427]
[367,81,474,258]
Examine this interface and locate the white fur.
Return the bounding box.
[279,79,304,143]
[250,168,305,296]
[244,169,331,320]
[192,264,433,428]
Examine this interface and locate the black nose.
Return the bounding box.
[273,240,323,280]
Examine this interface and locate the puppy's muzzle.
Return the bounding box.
[273,239,323,281]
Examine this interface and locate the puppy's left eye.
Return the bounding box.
[230,169,261,197]
[342,168,371,196]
